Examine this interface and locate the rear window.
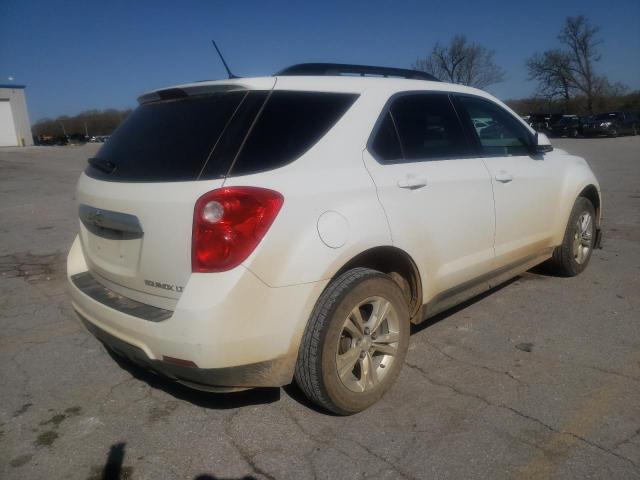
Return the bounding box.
[229,91,358,176]
[86,90,358,182]
[87,92,246,182]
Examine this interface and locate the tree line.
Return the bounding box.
[414,15,636,115]
[32,108,132,138]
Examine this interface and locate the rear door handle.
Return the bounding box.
[495,172,514,183]
[397,177,428,190]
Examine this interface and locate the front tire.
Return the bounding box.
[295,268,410,415]
[548,197,596,276]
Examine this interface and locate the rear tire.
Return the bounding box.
[548,197,596,277]
[294,268,410,415]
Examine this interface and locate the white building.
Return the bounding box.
[0,85,33,147]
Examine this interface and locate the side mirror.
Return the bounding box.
[534,132,553,153]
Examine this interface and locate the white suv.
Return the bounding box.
[67,63,602,414]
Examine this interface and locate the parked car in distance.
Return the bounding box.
[528,113,565,132]
[582,111,639,137]
[67,63,603,414]
[579,115,594,128]
[549,116,581,138]
[68,133,88,145]
[36,134,69,146]
[528,113,551,131]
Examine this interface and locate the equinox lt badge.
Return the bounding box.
[144,279,184,293]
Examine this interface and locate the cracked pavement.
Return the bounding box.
[1,138,639,479]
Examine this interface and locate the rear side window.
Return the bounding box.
[389,93,470,161]
[199,91,269,179]
[87,92,246,182]
[457,95,532,156]
[229,91,358,176]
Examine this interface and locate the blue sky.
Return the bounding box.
[1,0,639,122]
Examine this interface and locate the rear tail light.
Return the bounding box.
[192,187,284,273]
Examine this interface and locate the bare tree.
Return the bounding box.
[526,49,574,108]
[414,35,505,88]
[526,15,605,113]
[558,15,602,113]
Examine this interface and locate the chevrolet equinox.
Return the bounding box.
[68,63,602,414]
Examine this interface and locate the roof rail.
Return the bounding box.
[275,63,440,82]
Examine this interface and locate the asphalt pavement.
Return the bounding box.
[1,137,639,479]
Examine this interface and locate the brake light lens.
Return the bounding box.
[192,187,284,272]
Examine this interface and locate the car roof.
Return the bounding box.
[140,74,492,102]
[137,71,533,134]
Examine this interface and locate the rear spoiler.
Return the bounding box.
[137,84,247,105]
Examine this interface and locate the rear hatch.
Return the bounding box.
[76,79,359,308]
[76,80,275,308]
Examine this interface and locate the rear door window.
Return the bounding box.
[370,112,403,163]
[87,92,247,182]
[229,91,358,176]
[389,93,471,161]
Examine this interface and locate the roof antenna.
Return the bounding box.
[211,40,238,79]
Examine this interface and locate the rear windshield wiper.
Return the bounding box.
[88,157,117,174]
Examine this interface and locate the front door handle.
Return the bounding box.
[495,172,514,183]
[397,177,428,190]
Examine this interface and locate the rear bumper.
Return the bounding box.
[77,313,289,392]
[67,236,327,389]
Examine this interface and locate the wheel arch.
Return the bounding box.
[578,184,601,226]
[552,158,602,247]
[332,246,423,322]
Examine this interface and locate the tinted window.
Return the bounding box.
[458,96,532,156]
[87,92,246,182]
[371,112,403,162]
[390,93,470,161]
[199,91,268,179]
[230,91,358,176]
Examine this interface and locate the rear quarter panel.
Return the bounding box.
[224,91,392,287]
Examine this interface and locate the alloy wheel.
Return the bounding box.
[573,212,593,264]
[336,296,400,393]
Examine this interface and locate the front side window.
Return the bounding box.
[457,96,532,156]
[389,93,470,161]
